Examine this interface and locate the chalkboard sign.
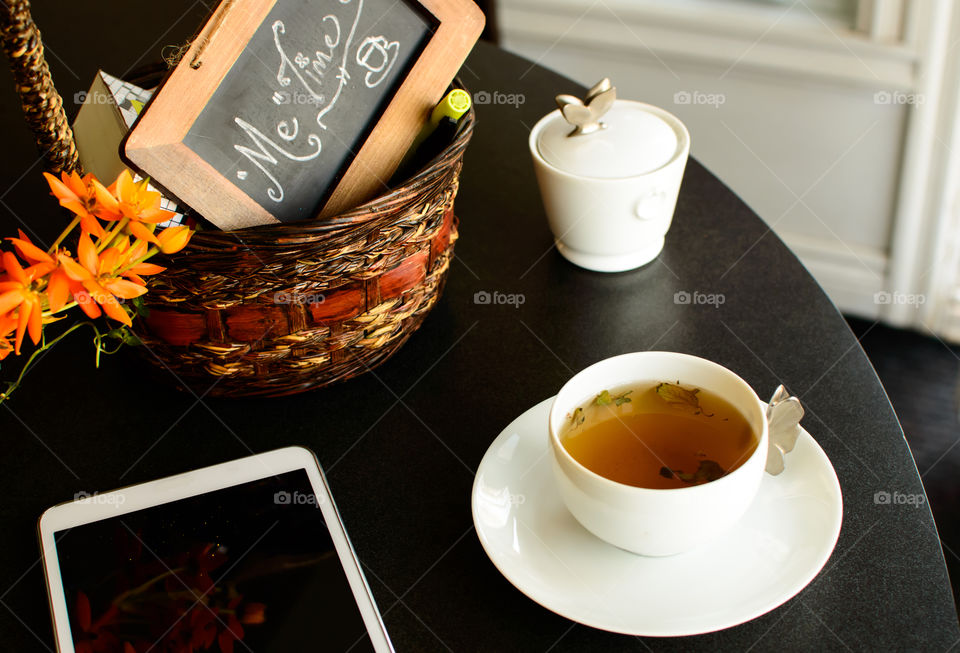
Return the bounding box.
[124,0,484,230]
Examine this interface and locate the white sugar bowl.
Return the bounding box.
[528,80,690,272]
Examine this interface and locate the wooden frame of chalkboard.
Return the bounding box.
[123,0,484,230]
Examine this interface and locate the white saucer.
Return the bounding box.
[471,397,843,637]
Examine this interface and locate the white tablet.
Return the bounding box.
[38,446,393,652]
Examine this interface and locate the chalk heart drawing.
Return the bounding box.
[231,0,402,205]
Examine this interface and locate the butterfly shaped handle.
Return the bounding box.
[765,385,803,475]
[555,78,617,137]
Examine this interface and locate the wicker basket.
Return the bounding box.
[138,119,470,397]
[1,0,473,398]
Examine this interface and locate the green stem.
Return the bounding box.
[48,215,81,254]
[45,301,78,317]
[97,217,129,253]
[0,320,104,406]
[2,322,89,404]
[116,247,161,276]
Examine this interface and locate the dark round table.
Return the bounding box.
[0,4,957,650]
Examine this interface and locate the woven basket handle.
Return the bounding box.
[0,0,80,173]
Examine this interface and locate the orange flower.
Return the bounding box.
[94,171,174,246]
[0,336,13,361]
[7,231,81,313]
[0,314,15,361]
[117,238,165,285]
[42,171,113,238]
[156,225,192,254]
[58,233,146,327]
[6,230,52,265]
[0,251,52,353]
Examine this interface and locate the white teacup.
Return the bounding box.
[529,100,690,273]
[548,352,771,557]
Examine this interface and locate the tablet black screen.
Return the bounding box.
[53,469,377,652]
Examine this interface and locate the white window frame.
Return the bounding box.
[855,0,906,41]
[499,0,960,336]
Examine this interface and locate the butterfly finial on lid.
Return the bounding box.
[555,78,617,137]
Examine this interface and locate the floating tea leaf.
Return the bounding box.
[570,407,585,428]
[655,382,713,416]
[595,389,632,407]
[660,460,726,485]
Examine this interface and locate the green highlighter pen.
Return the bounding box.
[393,89,472,182]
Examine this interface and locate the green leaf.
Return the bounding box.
[613,390,632,406]
[131,296,150,318]
[104,328,126,341]
[101,327,141,347]
[595,390,612,406]
[655,382,713,416]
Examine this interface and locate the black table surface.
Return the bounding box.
[0,4,958,651]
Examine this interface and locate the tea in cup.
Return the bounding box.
[548,352,775,556]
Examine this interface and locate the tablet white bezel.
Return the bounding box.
[38,446,393,653]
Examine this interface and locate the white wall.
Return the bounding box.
[499,0,957,326]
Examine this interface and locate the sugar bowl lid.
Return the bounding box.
[536,79,679,179]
